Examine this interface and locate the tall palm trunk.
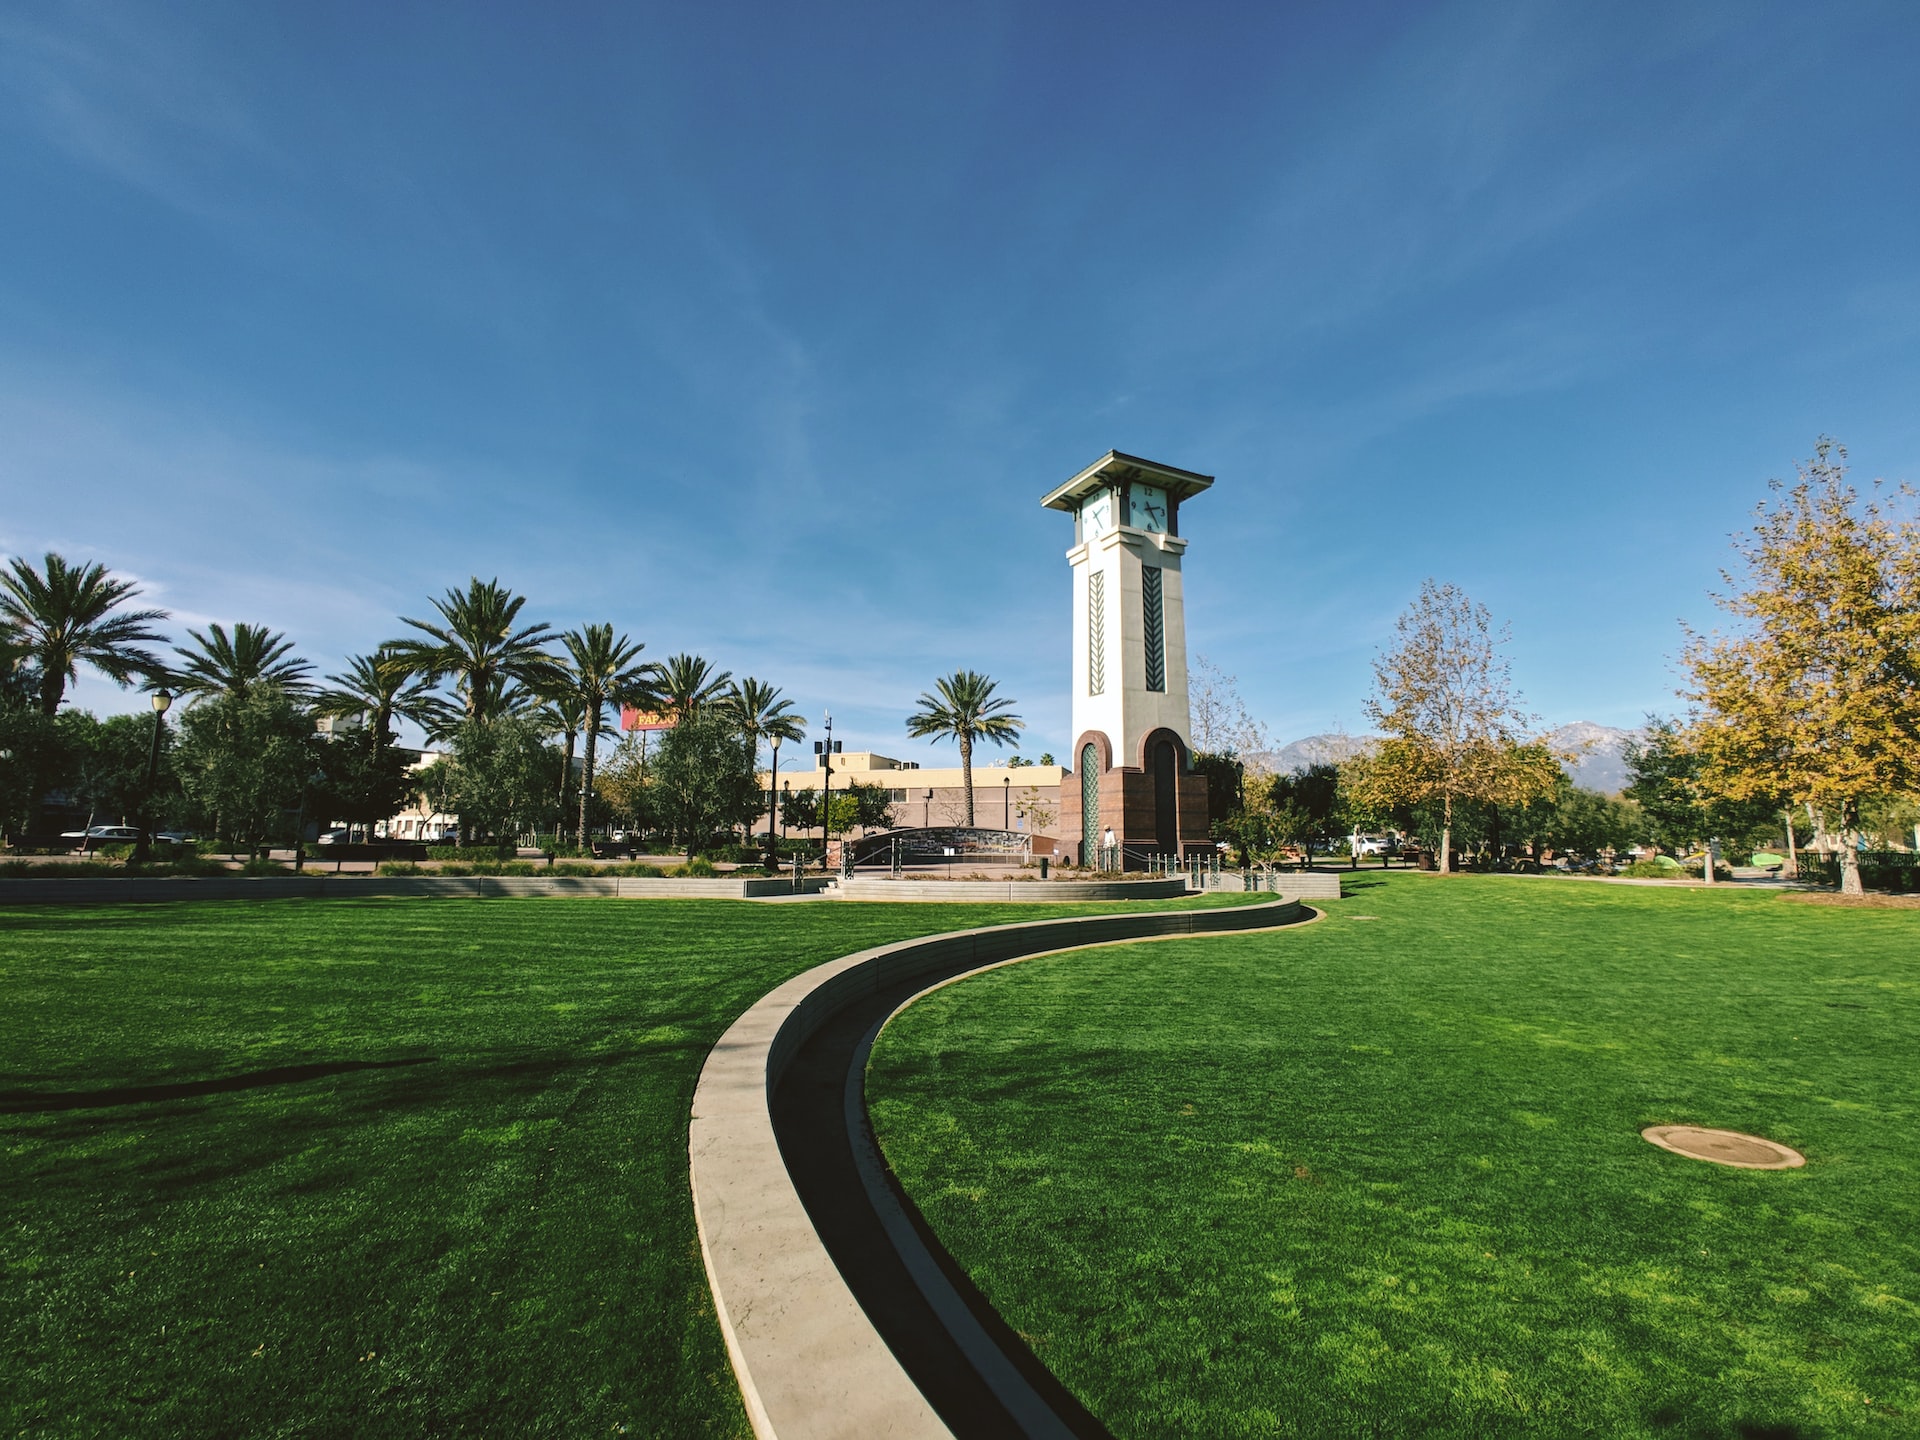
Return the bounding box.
[558,729,577,844]
[578,722,599,849]
[961,731,974,826]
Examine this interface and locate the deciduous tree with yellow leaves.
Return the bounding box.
[1350,580,1560,872]
[1685,438,1920,895]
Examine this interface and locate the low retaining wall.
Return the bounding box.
[689,895,1306,1440]
[1197,870,1346,900]
[834,874,1347,904]
[832,876,1188,902]
[0,875,834,905]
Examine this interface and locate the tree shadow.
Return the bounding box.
[0,1057,439,1114]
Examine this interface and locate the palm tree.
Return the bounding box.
[531,689,588,844]
[0,552,168,714]
[314,645,440,744]
[654,652,733,721]
[557,624,654,847]
[389,578,558,723]
[726,678,806,849]
[172,622,314,704]
[905,670,1024,826]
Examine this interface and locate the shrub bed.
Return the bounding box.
[425,844,519,862]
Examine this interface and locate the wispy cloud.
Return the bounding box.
[0,2,280,220]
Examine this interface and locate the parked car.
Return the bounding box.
[59,825,142,848]
[1350,833,1397,855]
[314,829,351,845]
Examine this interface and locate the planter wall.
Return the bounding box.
[0,875,835,905]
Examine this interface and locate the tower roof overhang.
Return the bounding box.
[1040,450,1214,512]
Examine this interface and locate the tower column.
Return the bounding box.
[1043,451,1214,868]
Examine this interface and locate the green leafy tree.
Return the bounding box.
[821,792,860,838]
[0,705,65,842]
[53,710,179,830]
[1215,785,1283,866]
[556,624,654,846]
[1859,794,1920,851]
[390,578,558,724]
[1683,439,1920,894]
[1192,752,1245,841]
[171,623,313,704]
[1268,762,1342,865]
[780,786,821,836]
[1511,780,1642,860]
[651,711,760,859]
[314,729,415,842]
[1625,716,1778,862]
[173,688,320,855]
[1623,718,1706,855]
[437,717,562,843]
[904,670,1024,826]
[0,552,168,715]
[846,781,898,835]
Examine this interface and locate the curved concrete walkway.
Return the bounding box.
[688,898,1312,1440]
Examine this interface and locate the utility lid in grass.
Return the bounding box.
[1642,1125,1805,1169]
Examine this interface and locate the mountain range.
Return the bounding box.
[1251,722,1644,795]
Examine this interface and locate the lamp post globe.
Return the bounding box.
[133,687,174,864]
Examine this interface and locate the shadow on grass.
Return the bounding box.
[0,1056,439,1113]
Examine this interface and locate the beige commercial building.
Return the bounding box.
[756,751,1064,846]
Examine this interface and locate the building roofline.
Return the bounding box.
[1040,449,1214,511]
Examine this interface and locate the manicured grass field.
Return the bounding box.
[0,893,1247,1437]
[869,875,1920,1439]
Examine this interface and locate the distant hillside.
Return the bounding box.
[1255,722,1643,795]
[1248,733,1377,775]
[1543,722,1643,794]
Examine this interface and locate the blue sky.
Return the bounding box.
[4,1,1917,761]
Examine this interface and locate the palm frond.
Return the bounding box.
[171,622,314,704]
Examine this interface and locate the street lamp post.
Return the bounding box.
[132,688,173,864]
[816,712,834,872]
[765,737,782,865]
[1003,773,1011,829]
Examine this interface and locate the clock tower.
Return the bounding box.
[1042,450,1213,867]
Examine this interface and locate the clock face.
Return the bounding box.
[1083,489,1114,539]
[1129,483,1168,533]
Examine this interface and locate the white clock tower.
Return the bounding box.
[1042,450,1213,867]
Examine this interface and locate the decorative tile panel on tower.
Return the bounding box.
[1043,451,1213,867]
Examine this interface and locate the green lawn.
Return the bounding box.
[0,893,1247,1438]
[868,875,1920,1439]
